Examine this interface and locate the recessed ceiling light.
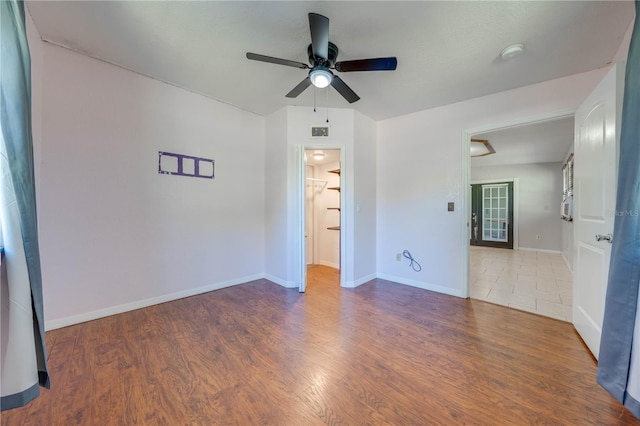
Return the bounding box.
[470,139,496,157]
[500,43,524,61]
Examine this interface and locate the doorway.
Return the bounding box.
[466,116,575,321]
[302,148,341,291]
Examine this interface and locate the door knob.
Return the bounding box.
[595,233,613,243]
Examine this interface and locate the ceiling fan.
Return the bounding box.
[246,13,397,104]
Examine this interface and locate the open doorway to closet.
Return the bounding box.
[304,149,341,291]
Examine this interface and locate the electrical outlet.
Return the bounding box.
[396,253,402,261]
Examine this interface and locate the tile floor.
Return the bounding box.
[469,246,573,322]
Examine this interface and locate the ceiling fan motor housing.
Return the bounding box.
[308,42,339,67]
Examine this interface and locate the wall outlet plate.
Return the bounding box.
[311,126,330,137]
[448,202,455,211]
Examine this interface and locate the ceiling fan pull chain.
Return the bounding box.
[326,88,330,123]
[313,86,317,112]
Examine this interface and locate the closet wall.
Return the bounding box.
[308,161,341,269]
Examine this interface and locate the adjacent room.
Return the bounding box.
[468,117,575,321]
[2,1,640,423]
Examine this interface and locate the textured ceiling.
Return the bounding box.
[27,1,634,121]
[471,116,575,167]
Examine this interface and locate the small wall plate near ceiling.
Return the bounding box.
[470,139,496,157]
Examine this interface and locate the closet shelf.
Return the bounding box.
[326,168,340,231]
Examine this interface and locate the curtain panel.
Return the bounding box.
[597,0,640,419]
[1,0,50,411]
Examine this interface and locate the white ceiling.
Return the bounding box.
[471,116,575,167]
[27,1,634,122]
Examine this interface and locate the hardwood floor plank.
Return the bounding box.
[298,377,389,426]
[2,265,638,425]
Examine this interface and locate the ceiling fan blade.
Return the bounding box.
[308,13,329,60]
[331,75,360,103]
[335,57,398,72]
[246,52,309,69]
[286,77,312,98]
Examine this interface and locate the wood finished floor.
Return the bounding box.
[2,265,638,425]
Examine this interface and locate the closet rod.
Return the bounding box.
[306,177,327,190]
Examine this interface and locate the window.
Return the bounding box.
[482,184,509,242]
[561,153,574,221]
[563,154,574,197]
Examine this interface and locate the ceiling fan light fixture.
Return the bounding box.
[310,67,333,88]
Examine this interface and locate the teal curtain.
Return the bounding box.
[597,0,640,419]
[0,0,50,411]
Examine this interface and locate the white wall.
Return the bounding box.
[264,108,290,286]
[26,10,43,213]
[288,107,378,287]
[286,107,353,287]
[353,111,377,283]
[377,68,608,297]
[38,44,266,329]
[264,106,377,288]
[472,162,564,252]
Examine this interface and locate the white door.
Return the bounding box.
[297,146,307,293]
[305,165,314,265]
[573,64,623,359]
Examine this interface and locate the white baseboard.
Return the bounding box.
[45,273,264,331]
[376,274,465,298]
[264,274,297,288]
[518,247,562,254]
[344,273,376,288]
[44,271,467,331]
